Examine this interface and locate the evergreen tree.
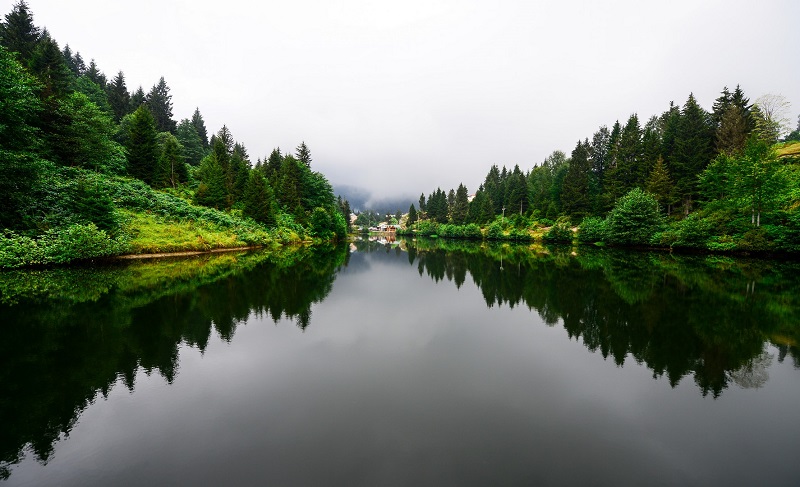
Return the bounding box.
[29,34,71,99]
[85,59,106,88]
[242,171,277,225]
[0,1,40,65]
[265,148,282,183]
[74,75,112,115]
[126,105,159,185]
[338,196,352,231]
[129,86,145,111]
[505,165,528,215]
[418,193,426,217]
[447,188,456,218]
[606,114,643,201]
[191,108,209,149]
[51,92,125,173]
[0,45,46,229]
[194,153,227,209]
[146,76,176,133]
[107,71,130,122]
[295,141,312,167]
[673,93,714,213]
[154,132,187,188]
[407,204,418,226]
[277,154,303,215]
[175,119,205,165]
[645,157,675,215]
[452,183,470,224]
[716,105,748,155]
[561,140,592,219]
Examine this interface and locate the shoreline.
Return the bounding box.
[114,245,263,260]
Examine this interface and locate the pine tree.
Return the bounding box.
[146,76,176,133]
[129,86,145,111]
[645,157,675,215]
[452,183,470,224]
[191,108,209,149]
[716,105,748,155]
[295,141,311,167]
[126,105,159,185]
[85,59,106,88]
[107,71,130,122]
[561,140,592,219]
[29,34,71,98]
[673,93,714,213]
[154,132,186,188]
[175,119,205,165]
[265,148,282,183]
[242,171,277,225]
[407,204,418,226]
[505,165,528,215]
[194,154,227,209]
[0,1,40,64]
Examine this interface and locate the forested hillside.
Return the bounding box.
[408,88,800,252]
[0,2,349,268]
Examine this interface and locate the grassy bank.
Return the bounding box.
[0,168,309,268]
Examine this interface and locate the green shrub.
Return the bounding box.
[0,224,128,268]
[486,220,505,239]
[605,188,663,246]
[462,223,483,240]
[578,217,607,243]
[673,214,713,248]
[543,217,573,243]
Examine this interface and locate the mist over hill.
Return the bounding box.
[333,185,415,215]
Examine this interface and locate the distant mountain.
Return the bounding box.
[333,185,415,215]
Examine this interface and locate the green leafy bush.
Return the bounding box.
[578,217,607,243]
[543,217,573,243]
[0,224,128,268]
[605,188,663,246]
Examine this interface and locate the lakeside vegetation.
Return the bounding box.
[406,90,800,253]
[0,2,350,268]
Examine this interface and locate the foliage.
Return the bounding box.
[543,217,574,243]
[578,216,607,243]
[605,188,663,246]
[0,223,127,268]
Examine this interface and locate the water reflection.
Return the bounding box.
[1,239,799,482]
[0,244,348,480]
[389,238,800,397]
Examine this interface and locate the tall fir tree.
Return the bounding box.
[191,107,209,149]
[146,76,176,133]
[295,141,312,167]
[242,171,277,225]
[107,71,130,122]
[561,140,592,219]
[194,153,227,209]
[175,119,205,165]
[129,86,145,111]
[126,105,159,185]
[452,183,470,224]
[673,93,714,213]
[0,1,40,65]
[645,157,675,215]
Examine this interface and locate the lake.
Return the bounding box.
[1,239,799,486]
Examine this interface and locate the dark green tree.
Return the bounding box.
[673,93,714,214]
[146,77,176,133]
[129,86,145,111]
[242,171,277,225]
[0,1,40,64]
[561,140,592,219]
[154,132,187,188]
[407,204,418,226]
[191,108,208,149]
[29,34,72,99]
[452,183,470,224]
[194,153,227,209]
[645,157,675,215]
[0,45,47,229]
[175,119,205,166]
[126,105,159,185]
[295,141,311,167]
[84,59,106,88]
[107,71,130,122]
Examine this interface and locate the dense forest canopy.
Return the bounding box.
[407,87,800,252]
[0,1,349,267]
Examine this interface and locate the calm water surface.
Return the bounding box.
[1,240,799,486]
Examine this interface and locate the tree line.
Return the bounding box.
[407,85,800,251]
[0,1,349,252]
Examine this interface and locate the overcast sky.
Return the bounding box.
[20,0,800,201]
